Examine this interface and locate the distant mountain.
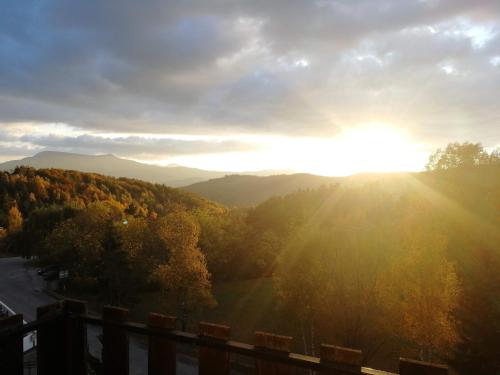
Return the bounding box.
[182,173,344,206]
[181,171,433,206]
[0,151,229,187]
[0,151,418,206]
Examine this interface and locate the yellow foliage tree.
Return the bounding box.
[8,205,23,234]
[154,211,216,330]
[0,227,7,253]
[377,231,460,361]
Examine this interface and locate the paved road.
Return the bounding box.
[0,257,199,375]
[0,257,53,321]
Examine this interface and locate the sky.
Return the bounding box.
[1,0,499,175]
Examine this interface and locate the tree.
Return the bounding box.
[0,227,7,253]
[275,203,397,362]
[426,142,500,171]
[7,205,23,234]
[452,247,500,375]
[377,231,460,361]
[118,216,167,287]
[154,211,216,330]
[16,205,77,258]
[274,230,327,357]
[99,221,136,305]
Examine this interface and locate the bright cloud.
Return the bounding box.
[0,0,499,173]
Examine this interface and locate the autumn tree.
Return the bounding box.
[377,230,460,361]
[451,247,500,375]
[98,221,137,305]
[275,186,400,361]
[7,205,23,234]
[0,227,7,253]
[275,229,327,356]
[196,209,251,281]
[117,216,168,287]
[43,202,124,281]
[154,211,216,330]
[16,205,77,258]
[426,142,500,171]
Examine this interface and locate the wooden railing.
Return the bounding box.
[0,299,449,375]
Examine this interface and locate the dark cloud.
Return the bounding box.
[0,0,499,145]
[18,134,258,157]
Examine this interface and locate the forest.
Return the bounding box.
[0,142,499,374]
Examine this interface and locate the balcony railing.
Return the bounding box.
[0,299,449,375]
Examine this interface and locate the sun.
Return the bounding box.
[327,123,426,175]
[286,123,427,176]
[161,124,427,176]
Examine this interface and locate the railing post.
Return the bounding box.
[399,358,448,375]
[0,314,24,375]
[198,321,231,375]
[320,344,362,374]
[103,306,129,375]
[148,313,176,375]
[254,331,294,375]
[64,299,88,375]
[37,301,67,375]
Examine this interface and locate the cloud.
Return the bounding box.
[0,0,499,147]
[18,134,259,158]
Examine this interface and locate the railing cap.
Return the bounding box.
[320,344,362,366]
[148,313,176,330]
[103,305,129,322]
[198,321,231,340]
[64,298,87,314]
[399,357,448,375]
[255,331,293,352]
[0,314,23,330]
[37,301,63,318]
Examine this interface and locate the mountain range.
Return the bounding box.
[182,173,342,206]
[0,151,417,207]
[0,151,232,187]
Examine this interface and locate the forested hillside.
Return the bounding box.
[0,166,223,226]
[183,173,341,206]
[227,164,500,373]
[1,144,499,373]
[0,167,224,313]
[0,151,229,187]
[182,171,427,207]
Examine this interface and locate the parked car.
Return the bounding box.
[37,265,58,275]
[42,270,59,281]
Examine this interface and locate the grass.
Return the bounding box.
[134,277,282,342]
[57,274,285,343]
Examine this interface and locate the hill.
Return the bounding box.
[183,173,343,206]
[181,171,421,206]
[0,151,230,187]
[0,166,223,228]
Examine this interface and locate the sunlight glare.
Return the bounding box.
[271,123,428,176]
[330,123,425,175]
[157,124,428,176]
